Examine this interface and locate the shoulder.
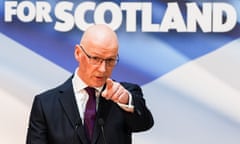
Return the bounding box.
[120,82,143,95]
[35,76,73,100]
[120,81,141,89]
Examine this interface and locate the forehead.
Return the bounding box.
[81,25,119,57]
[86,40,118,57]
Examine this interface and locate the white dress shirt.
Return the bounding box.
[72,71,103,124]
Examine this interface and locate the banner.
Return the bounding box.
[1,0,240,144]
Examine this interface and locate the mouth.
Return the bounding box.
[95,76,105,81]
[93,76,107,87]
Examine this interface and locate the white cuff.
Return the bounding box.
[117,91,134,112]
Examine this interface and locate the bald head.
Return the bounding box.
[75,24,119,87]
[80,24,119,51]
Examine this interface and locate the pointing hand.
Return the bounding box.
[102,78,129,104]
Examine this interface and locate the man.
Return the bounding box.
[26,24,154,144]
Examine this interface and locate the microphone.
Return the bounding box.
[71,120,81,144]
[98,118,107,144]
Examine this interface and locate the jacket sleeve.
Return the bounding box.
[26,96,48,144]
[121,82,154,132]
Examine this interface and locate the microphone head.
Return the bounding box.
[98,118,104,126]
[74,119,81,129]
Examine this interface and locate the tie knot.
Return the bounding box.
[85,87,96,97]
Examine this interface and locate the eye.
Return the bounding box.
[107,58,115,62]
[105,58,116,64]
[91,56,101,61]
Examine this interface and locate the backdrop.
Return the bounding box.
[1,0,240,144]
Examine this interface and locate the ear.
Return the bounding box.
[74,45,82,61]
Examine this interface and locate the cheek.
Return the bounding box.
[105,68,114,76]
[79,58,92,76]
[108,67,114,73]
[79,56,89,68]
[86,67,95,75]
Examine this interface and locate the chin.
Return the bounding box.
[94,81,105,87]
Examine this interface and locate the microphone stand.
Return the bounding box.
[98,118,107,144]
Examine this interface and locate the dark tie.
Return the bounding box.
[84,87,96,141]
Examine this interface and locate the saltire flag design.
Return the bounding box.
[1,0,240,144]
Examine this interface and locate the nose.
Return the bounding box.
[97,60,107,72]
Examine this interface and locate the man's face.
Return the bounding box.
[75,43,118,87]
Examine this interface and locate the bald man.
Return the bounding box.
[26,24,154,144]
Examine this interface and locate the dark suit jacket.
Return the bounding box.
[26,76,154,144]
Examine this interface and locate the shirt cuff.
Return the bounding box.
[117,91,134,113]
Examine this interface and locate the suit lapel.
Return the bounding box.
[58,77,89,144]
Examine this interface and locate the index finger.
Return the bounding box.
[105,78,113,90]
